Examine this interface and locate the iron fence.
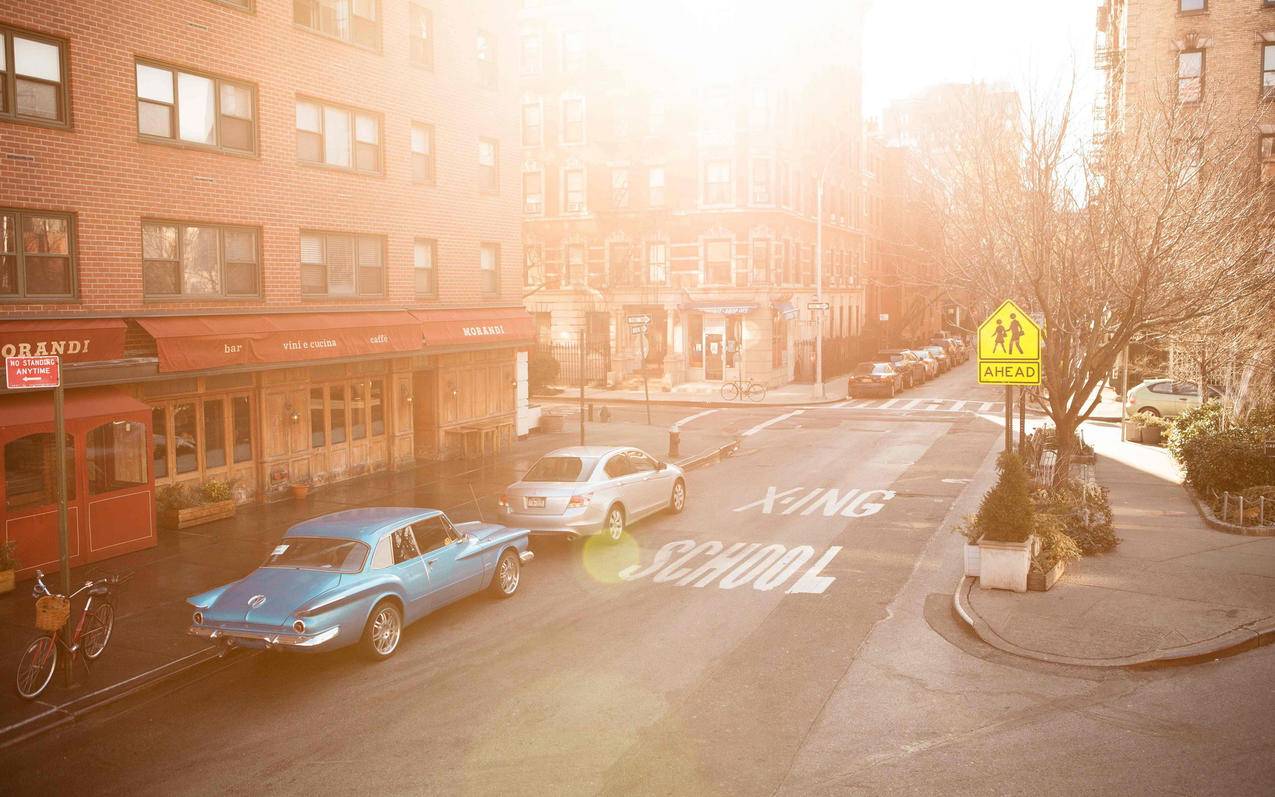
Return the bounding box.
[793,336,865,383]
[532,341,610,388]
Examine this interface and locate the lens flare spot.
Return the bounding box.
[580,532,640,584]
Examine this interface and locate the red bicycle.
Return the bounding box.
[15,569,127,699]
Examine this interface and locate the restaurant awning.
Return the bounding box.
[772,301,798,320]
[1,386,151,428]
[0,318,126,363]
[679,302,758,316]
[411,307,535,348]
[136,312,422,373]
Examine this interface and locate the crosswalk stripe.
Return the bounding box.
[979,402,996,412]
[741,409,804,437]
[901,399,924,410]
[674,409,718,429]
[878,398,903,409]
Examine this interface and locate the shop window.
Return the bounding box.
[232,396,252,463]
[370,380,385,435]
[688,313,703,367]
[351,383,366,440]
[4,433,74,510]
[87,421,147,495]
[204,398,226,468]
[330,385,347,444]
[725,318,742,368]
[293,0,380,50]
[135,61,256,154]
[152,407,168,478]
[0,25,69,125]
[142,222,259,298]
[172,402,198,474]
[310,387,326,448]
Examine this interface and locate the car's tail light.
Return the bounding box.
[293,620,305,634]
[567,494,591,508]
[497,494,510,509]
[193,611,203,625]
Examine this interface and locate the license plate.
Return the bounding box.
[525,496,546,508]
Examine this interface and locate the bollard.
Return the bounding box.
[1223,491,1229,523]
[587,403,594,422]
[1239,495,1245,527]
[599,405,612,422]
[1261,496,1266,527]
[668,426,680,459]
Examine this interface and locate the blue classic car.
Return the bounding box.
[188,508,534,659]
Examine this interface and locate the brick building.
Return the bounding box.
[0,0,530,578]
[519,1,868,390]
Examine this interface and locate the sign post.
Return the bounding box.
[626,315,653,425]
[976,300,1042,454]
[6,355,71,685]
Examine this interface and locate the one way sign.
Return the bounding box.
[6,355,61,389]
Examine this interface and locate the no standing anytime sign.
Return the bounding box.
[5,355,61,390]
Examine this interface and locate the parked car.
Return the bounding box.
[499,446,685,543]
[877,350,925,387]
[931,336,966,364]
[188,508,533,660]
[910,348,941,379]
[922,345,951,373]
[1125,379,1222,417]
[848,361,904,398]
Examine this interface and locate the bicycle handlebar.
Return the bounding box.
[31,569,132,600]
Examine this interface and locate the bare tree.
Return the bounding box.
[926,84,1275,478]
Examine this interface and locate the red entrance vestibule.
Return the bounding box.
[1,387,155,579]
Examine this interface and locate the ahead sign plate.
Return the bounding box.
[6,355,61,389]
[977,299,1042,385]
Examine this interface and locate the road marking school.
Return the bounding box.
[619,540,843,594]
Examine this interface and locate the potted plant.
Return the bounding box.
[955,516,981,577]
[1141,414,1170,446]
[158,480,237,529]
[1027,517,1082,591]
[1122,414,1145,444]
[0,541,18,595]
[976,452,1037,592]
[291,478,312,500]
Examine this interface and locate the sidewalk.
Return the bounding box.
[956,421,1275,667]
[537,374,850,408]
[0,420,737,744]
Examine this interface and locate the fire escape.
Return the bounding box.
[1093,1,1125,151]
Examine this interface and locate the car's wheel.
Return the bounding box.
[602,504,626,543]
[1138,407,1160,417]
[489,549,521,598]
[360,600,402,660]
[669,479,687,514]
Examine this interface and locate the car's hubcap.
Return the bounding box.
[673,484,685,510]
[499,556,519,593]
[609,511,623,540]
[372,608,400,655]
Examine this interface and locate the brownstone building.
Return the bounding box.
[519,1,868,390]
[0,0,529,578]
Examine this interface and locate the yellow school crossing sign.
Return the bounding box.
[977,300,1041,385]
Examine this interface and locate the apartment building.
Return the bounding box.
[519,1,867,390]
[0,0,529,577]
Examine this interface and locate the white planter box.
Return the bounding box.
[978,537,1035,592]
[963,541,981,578]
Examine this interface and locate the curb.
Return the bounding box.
[675,439,742,472]
[952,576,1275,669]
[0,645,225,750]
[1183,486,1275,538]
[534,394,849,410]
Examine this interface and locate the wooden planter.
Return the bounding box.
[0,569,14,595]
[1028,560,1065,591]
[160,499,236,530]
[1142,426,1162,446]
[291,484,311,500]
[1122,421,1143,443]
[540,414,565,433]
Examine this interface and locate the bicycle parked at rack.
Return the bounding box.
[720,377,767,402]
[15,569,129,699]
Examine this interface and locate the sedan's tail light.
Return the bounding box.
[497,494,510,509]
[193,611,203,625]
[567,494,591,509]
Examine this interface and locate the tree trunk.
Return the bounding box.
[1051,416,1077,488]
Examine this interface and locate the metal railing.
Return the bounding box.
[1215,490,1273,529]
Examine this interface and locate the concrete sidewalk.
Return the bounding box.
[956,421,1275,667]
[0,420,737,745]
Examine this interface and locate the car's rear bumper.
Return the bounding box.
[189,624,341,651]
[500,508,603,538]
[849,381,895,396]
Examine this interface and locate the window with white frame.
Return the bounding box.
[411,122,435,184]
[564,168,586,213]
[293,0,380,49]
[300,231,385,296]
[751,158,771,204]
[648,166,666,206]
[409,4,433,68]
[413,237,436,295]
[611,168,629,208]
[562,97,585,144]
[523,170,543,214]
[562,30,585,72]
[521,33,542,75]
[647,242,667,285]
[479,243,499,294]
[477,30,497,88]
[1264,44,1275,101]
[566,243,585,283]
[704,160,732,204]
[522,102,542,146]
[136,62,255,154]
[296,99,381,173]
[1178,50,1203,104]
[479,138,499,193]
[704,239,731,284]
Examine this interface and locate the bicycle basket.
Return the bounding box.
[35,595,70,632]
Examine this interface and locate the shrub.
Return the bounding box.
[975,452,1035,543]
[1031,515,1083,572]
[0,540,18,571]
[1034,480,1119,555]
[156,483,196,513]
[1166,400,1225,464]
[1177,427,1275,496]
[529,351,560,393]
[200,479,233,503]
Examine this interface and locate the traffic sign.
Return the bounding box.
[977,300,1041,385]
[629,325,648,335]
[807,301,830,311]
[626,314,651,325]
[6,355,61,389]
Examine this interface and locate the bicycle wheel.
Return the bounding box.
[82,602,114,660]
[746,383,767,402]
[721,382,740,401]
[16,636,56,700]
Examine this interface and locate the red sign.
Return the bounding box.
[0,319,127,364]
[6,355,61,389]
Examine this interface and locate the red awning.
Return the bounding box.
[0,386,151,429]
[0,318,126,363]
[411,307,535,348]
[137,312,422,373]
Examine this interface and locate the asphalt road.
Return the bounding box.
[3,364,1273,795]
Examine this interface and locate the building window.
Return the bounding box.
[293,0,380,49]
[609,241,634,285]
[5,433,75,510]
[648,95,665,134]
[752,158,772,204]
[751,239,770,284]
[749,87,769,128]
[611,168,630,208]
[477,30,497,88]
[1179,0,1205,11]
[521,33,542,75]
[647,242,667,285]
[0,26,69,125]
[564,168,586,213]
[212,0,254,9]
[566,243,585,284]
[300,231,385,296]
[479,138,499,193]
[562,30,585,72]
[411,123,435,184]
[523,171,544,214]
[1178,50,1203,104]
[142,222,259,297]
[705,240,731,284]
[135,62,255,154]
[405,4,433,68]
[705,160,732,205]
[296,99,381,173]
[648,166,666,207]
[524,244,544,287]
[0,209,76,299]
[522,102,542,146]
[1264,45,1275,101]
[479,243,499,294]
[414,237,436,295]
[562,97,585,144]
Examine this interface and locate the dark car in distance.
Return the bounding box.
[848,362,905,398]
[877,350,925,388]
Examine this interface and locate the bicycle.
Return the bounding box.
[720,377,767,402]
[15,568,128,699]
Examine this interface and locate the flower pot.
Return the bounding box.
[0,569,14,595]
[1122,421,1143,443]
[1141,425,1162,446]
[159,499,236,530]
[1027,559,1065,592]
[291,484,311,500]
[963,541,981,578]
[978,536,1034,592]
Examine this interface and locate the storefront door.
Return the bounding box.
[705,334,724,380]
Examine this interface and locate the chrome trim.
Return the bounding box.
[519,550,535,564]
[188,624,339,648]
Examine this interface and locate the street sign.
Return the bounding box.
[6,355,61,389]
[878,314,889,322]
[977,300,1042,385]
[807,301,830,311]
[629,325,648,335]
[626,314,651,325]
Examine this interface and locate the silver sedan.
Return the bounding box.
[498,446,686,542]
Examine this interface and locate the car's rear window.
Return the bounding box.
[265,537,368,573]
[853,362,877,375]
[523,456,597,483]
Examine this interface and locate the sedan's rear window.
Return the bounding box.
[523,456,596,483]
[853,362,877,375]
[265,537,368,573]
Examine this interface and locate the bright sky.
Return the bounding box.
[863,0,1100,132]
